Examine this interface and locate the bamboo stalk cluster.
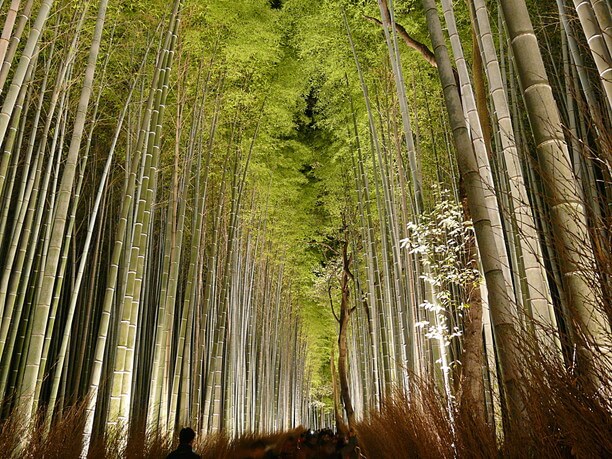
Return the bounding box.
[332,0,611,437]
[0,1,310,454]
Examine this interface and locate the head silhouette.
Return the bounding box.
[179,427,196,445]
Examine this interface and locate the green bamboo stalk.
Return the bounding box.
[166,85,194,432]
[19,0,107,424]
[344,11,396,398]
[590,0,612,56]
[346,85,382,408]
[0,62,31,244]
[471,0,560,352]
[570,0,612,108]
[0,42,33,244]
[82,14,174,459]
[0,0,33,92]
[0,0,20,93]
[44,40,143,430]
[113,8,181,427]
[440,0,516,313]
[422,0,525,429]
[0,0,53,141]
[0,43,48,359]
[377,0,423,214]
[499,0,611,379]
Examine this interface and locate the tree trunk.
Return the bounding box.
[338,239,356,429]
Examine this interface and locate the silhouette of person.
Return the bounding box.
[166,427,201,459]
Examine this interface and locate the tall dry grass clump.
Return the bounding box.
[355,382,497,459]
[0,404,301,458]
[0,402,87,458]
[0,402,176,458]
[116,424,173,459]
[504,330,612,458]
[355,333,611,458]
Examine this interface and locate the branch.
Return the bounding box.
[364,15,437,68]
[315,240,340,256]
[329,284,340,323]
[365,13,461,94]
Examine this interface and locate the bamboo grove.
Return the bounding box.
[0,0,313,452]
[0,0,610,456]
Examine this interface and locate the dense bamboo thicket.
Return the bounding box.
[0,1,312,455]
[0,0,610,457]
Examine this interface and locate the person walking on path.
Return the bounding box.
[166,427,202,459]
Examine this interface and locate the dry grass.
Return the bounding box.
[0,403,87,458]
[0,348,609,458]
[355,382,497,459]
[355,339,611,458]
[0,405,174,459]
[505,345,612,458]
[0,406,301,459]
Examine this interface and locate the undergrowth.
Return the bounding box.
[0,348,609,458]
[356,339,611,458]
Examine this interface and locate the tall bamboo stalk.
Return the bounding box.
[570,0,612,108]
[0,0,53,141]
[499,0,611,378]
[470,0,559,352]
[18,0,107,424]
[422,0,524,429]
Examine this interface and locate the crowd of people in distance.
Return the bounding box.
[167,426,365,459]
[259,427,363,458]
